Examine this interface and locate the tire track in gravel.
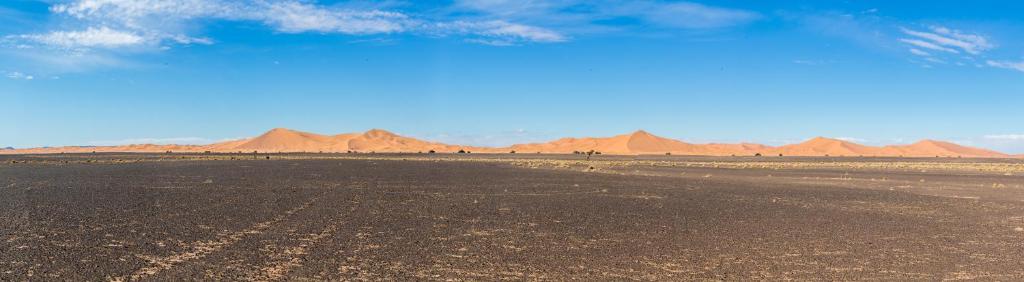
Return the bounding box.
[245,215,344,281]
[118,191,327,281]
[175,185,360,281]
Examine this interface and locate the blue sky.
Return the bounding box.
[2,0,1023,153]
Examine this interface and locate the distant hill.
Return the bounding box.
[206,128,493,153]
[1,128,1012,158]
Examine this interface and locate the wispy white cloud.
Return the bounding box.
[6,71,34,80]
[787,11,890,51]
[431,20,566,45]
[453,0,760,31]
[900,26,993,55]
[609,1,760,29]
[977,134,1024,154]
[899,26,1024,74]
[0,0,763,68]
[984,134,1024,141]
[834,137,867,143]
[13,27,145,49]
[44,0,414,45]
[6,0,573,58]
[789,12,1019,73]
[259,1,409,34]
[908,48,930,57]
[899,38,959,54]
[986,60,1024,72]
[896,26,994,69]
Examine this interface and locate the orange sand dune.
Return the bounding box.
[2,128,1013,158]
[6,144,203,154]
[883,140,1008,158]
[759,137,1006,158]
[201,128,490,153]
[509,130,761,155]
[510,130,700,154]
[764,137,883,157]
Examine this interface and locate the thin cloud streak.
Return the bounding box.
[986,60,1024,72]
[900,26,993,55]
[17,0,566,51]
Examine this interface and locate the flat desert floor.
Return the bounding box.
[2,153,1024,280]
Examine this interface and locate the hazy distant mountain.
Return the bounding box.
[1,128,1012,158]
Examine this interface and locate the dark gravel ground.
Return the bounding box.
[2,154,1024,280]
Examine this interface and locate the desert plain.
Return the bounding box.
[2,152,1024,280]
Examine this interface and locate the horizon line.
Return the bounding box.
[5,127,1019,156]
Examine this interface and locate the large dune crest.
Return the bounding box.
[210,128,490,153]
[2,128,1013,157]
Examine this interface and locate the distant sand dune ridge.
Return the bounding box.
[2,128,1013,158]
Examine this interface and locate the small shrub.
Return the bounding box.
[509,150,516,154]
[428,150,436,154]
[458,149,467,154]
[754,153,762,157]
